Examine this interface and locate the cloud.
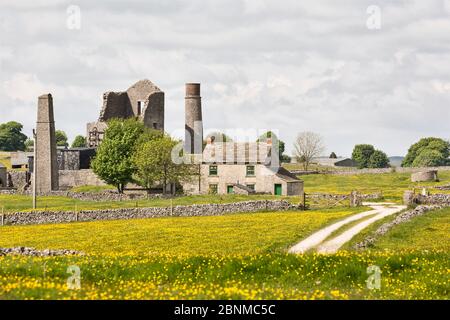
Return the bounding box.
[0,0,449,156]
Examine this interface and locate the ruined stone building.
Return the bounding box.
[87,79,165,147]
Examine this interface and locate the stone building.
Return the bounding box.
[181,83,303,196]
[183,140,303,196]
[87,79,165,147]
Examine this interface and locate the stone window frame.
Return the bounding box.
[209,165,218,176]
[246,165,255,177]
[209,184,218,194]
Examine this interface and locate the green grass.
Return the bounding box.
[0,193,302,213]
[0,208,363,255]
[371,207,450,251]
[301,171,450,202]
[70,185,116,193]
[0,207,448,299]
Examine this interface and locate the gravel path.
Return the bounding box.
[289,203,406,254]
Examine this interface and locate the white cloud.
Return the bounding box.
[0,0,449,156]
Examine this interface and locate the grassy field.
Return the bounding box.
[0,206,448,299]
[0,193,302,213]
[0,171,449,299]
[301,171,450,202]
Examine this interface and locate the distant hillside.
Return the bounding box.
[389,156,404,167]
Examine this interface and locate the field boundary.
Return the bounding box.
[0,200,304,227]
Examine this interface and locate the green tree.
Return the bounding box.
[71,135,87,148]
[402,137,450,167]
[0,121,28,151]
[352,144,375,169]
[133,135,195,195]
[257,131,286,162]
[24,138,34,151]
[368,150,390,168]
[412,149,446,167]
[91,118,145,193]
[55,130,69,148]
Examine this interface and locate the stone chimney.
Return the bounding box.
[35,93,59,193]
[184,83,203,155]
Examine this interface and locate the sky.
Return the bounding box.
[0,0,449,157]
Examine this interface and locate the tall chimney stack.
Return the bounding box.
[184,83,203,155]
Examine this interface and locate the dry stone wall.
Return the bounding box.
[1,200,301,226]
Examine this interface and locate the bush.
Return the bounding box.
[402,137,450,167]
[368,150,390,168]
[352,144,375,169]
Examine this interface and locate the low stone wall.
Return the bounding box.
[354,205,446,249]
[1,200,301,226]
[0,247,84,256]
[47,190,151,202]
[311,166,450,175]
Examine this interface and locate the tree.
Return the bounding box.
[133,135,196,195]
[412,149,446,167]
[71,135,87,148]
[0,121,27,151]
[55,130,69,148]
[402,137,450,167]
[257,131,286,162]
[368,150,390,168]
[91,118,145,193]
[352,144,375,169]
[24,138,34,151]
[293,132,325,171]
[205,131,233,143]
[329,152,337,159]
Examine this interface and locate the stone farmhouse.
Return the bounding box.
[181,83,303,196]
[183,140,303,196]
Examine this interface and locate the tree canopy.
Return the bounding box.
[0,121,28,151]
[71,135,87,148]
[402,137,450,167]
[91,118,145,193]
[292,131,325,171]
[352,144,389,169]
[257,131,287,162]
[55,130,69,148]
[133,134,195,194]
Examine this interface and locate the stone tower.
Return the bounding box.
[184,83,203,155]
[35,93,58,193]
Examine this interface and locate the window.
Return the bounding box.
[209,184,218,194]
[209,165,218,176]
[137,101,143,115]
[152,122,158,129]
[246,165,255,176]
[246,184,255,191]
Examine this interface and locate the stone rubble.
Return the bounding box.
[0,247,84,256]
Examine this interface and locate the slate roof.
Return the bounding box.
[202,142,271,164]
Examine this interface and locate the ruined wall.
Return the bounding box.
[143,91,164,131]
[58,169,106,189]
[99,91,132,121]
